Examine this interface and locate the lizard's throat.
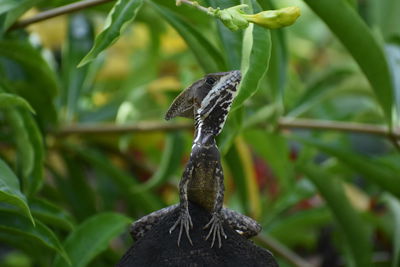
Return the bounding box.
[193,119,216,146]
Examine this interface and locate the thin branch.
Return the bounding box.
[278,118,400,143]
[10,0,115,30]
[254,234,315,267]
[54,118,400,141]
[177,0,213,14]
[10,0,214,30]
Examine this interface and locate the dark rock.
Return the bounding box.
[117,202,278,267]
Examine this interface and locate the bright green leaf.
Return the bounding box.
[232,0,271,110]
[78,0,143,67]
[0,210,69,264]
[304,0,394,126]
[53,212,131,267]
[0,158,34,224]
[0,92,35,113]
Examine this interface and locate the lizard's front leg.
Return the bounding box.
[203,164,227,248]
[169,162,194,246]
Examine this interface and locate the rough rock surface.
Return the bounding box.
[117,202,278,267]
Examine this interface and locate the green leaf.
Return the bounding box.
[61,14,95,122]
[210,0,243,69]
[232,0,272,110]
[288,67,353,117]
[303,0,394,126]
[385,43,400,123]
[152,4,226,73]
[244,130,294,192]
[53,156,97,221]
[0,40,58,126]
[53,212,131,267]
[30,198,75,231]
[299,164,372,267]
[0,92,35,113]
[19,110,45,195]
[0,209,69,264]
[0,158,34,224]
[78,0,143,67]
[0,0,42,33]
[384,194,400,267]
[133,132,184,193]
[69,145,163,214]
[5,110,34,187]
[294,136,400,198]
[0,0,21,14]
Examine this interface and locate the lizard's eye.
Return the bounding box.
[206,77,216,85]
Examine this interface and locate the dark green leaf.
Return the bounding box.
[294,136,400,198]
[5,110,34,187]
[69,145,163,214]
[133,132,184,193]
[61,14,95,122]
[0,40,58,126]
[19,110,44,195]
[288,67,353,117]
[30,198,75,231]
[0,209,69,264]
[79,0,143,67]
[244,130,294,192]
[304,0,394,126]
[299,164,372,267]
[0,158,33,224]
[53,212,131,267]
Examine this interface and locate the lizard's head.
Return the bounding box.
[165,70,241,136]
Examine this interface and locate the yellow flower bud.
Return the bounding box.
[243,6,301,29]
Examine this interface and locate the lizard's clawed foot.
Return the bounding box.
[169,208,193,246]
[204,212,227,248]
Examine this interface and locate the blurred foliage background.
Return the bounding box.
[0,0,399,266]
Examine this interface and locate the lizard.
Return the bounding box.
[130,70,261,248]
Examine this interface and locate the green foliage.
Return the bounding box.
[0,0,399,266]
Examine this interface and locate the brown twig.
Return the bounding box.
[55,118,400,141]
[10,0,115,30]
[9,0,214,30]
[278,118,400,139]
[254,234,316,267]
